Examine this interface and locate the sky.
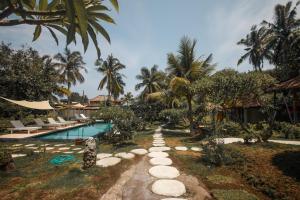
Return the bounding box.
[0,0,294,98]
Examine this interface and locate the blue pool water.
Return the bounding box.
[35,123,112,140]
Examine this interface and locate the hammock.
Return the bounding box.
[0,97,53,110]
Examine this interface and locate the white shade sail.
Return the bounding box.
[0,97,54,110]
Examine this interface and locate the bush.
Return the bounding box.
[159,108,186,126]
[276,122,300,139]
[202,139,245,166]
[218,120,242,136]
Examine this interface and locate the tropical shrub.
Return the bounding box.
[218,120,243,136]
[159,109,186,126]
[276,122,300,139]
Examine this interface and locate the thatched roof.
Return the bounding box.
[269,76,300,92]
[89,95,108,102]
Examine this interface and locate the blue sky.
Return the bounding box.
[0,0,293,98]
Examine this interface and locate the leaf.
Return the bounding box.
[65,0,76,45]
[91,13,115,24]
[39,0,48,11]
[88,19,111,43]
[32,25,42,42]
[46,27,59,45]
[87,25,101,58]
[110,0,119,12]
[21,0,36,10]
[87,5,109,12]
[73,0,89,51]
[48,0,60,10]
[47,24,68,36]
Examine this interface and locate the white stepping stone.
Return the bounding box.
[12,154,26,158]
[153,140,165,143]
[46,147,54,150]
[191,147,203,152]
[58,147,70,150]
[12,144,23,147]
[72,148,82,151]
[34,150,41,153]
[153,136,163,139]
[130,149,148,155]
[40,144,50,147]
[115,152,135,159]
[152,179,186,197]
[161,198,187,200]
[70,144,75,147]
[77,150,84,154]
[27,147,38,150]
[153,143,165,147]
[149,147,171,152]
[175,146,188,151]
[63,151,73,154]
[149,166,179,178]
[54,144,65,147]
[148,151,169,158]
[97,153,113,160]
[150,157,173,166]
[96,157,121,167]
[25,144,35,147]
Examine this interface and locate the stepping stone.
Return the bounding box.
[58,147,70,150]
[149,147,171,152]
[148,152,169,158]
[153,140,165,143]
[152,179,186,197]
[12,154,26,158]
[130,149,148,155]
[115,152,135,159]
[34,150,41,153]
[150,157,173,166]
[191,147,203,152]
[153,136,163,139]
[153,143,165,147]
[54,144,65,147]
[27,147,38,150]
[70,144,75,147]
[25,144,35,147]
[153,134,162,137]
[72,148,82,151]
[12,144,23,147]
[40,144,50,147]
[45,147,54,150]
[149,166,180,178]
[63,151,73,154]
[161,198,187,200]
[175,146,188,151]
[97,153,113,160]
[96,157,121,167]
[77,150,84,154]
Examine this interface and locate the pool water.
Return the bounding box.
[35,123,112,140]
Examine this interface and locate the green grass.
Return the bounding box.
[212,189,258,200]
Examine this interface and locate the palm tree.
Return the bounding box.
[122,92,134,106]
[54,48,87,104]
[96,54,125,104]
[166,36,215,133]
[135,65,165,99]
[237,25,271,71]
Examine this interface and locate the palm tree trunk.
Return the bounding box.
[67,83,71,120]
[187,95,194,134]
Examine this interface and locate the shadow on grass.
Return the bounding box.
[272,151,300,182]
[162,130,189,137]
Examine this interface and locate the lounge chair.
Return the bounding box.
[57,117,77,125]
[47,118,68,126]
[34,118,61,129]
[80,114,90,120]
[9,120,41,134]
[75,114,89,122]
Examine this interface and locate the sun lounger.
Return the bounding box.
[57,117,77,125]
[9,120,41,134]
[75,114,89,122]
[80,114,90,120]
[47,118,68,126]
[34,118,61,129]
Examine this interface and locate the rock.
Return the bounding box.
[149,166,180,178]
[150,157,173,166]
[130,149,148,155]
[24,144,35,147]
[12,144,22,147]
[11,154,26,158]
[97,153,113,160]
[72,148,82,151]
[153,143,165,147]
[175,146,188,151]
[148,151,169,158]
[58,147,70,150]
[96,157,121,167]
[191,147,203,152]
[149,147,171,152]
[45,147,54,150]
[161,198,187,200]
[152,179,186,197]
[115,152,135,159]
[54,144,65,147]
[27,147,38,150]
[77,150,84,154]
[82,137,97,169]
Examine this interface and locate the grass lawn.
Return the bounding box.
[164,128,300,200]
[0,127,156,200]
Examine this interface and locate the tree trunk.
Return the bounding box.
[187,96,194,134]
[67,83,71,119]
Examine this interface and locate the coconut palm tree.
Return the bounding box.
[54,48,87,104]
[96,54,125,104]
[166,36,215,133]
[135,65,165,99]
[122,92,134,106]
[237,25,272,71]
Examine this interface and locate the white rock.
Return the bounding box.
[149,166,179,178]
[161,198,187,200]
[153,143,166,147]
[115,152,135,159]
[175,146,188,151]
[97,153,113,160]
[149,147,171,152]
[12,154,26,158]
[12,144,23,147]
[72,148,82,151]
[54,144,65,147]
[45,147,54,150]
[34,150,41,153]
[152,179,186,197]
[58,147,70,150]
[77,150,84,154]
[96,157,121,167]
[27,147,38,150]
[148,151,169,158]
[191,147,203,152]
[25,144,35,147]
[150,157,173,166]
[130,149,148,155]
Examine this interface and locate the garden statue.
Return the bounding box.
[82,137,97,169]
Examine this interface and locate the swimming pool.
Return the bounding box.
[35,123,112,140]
